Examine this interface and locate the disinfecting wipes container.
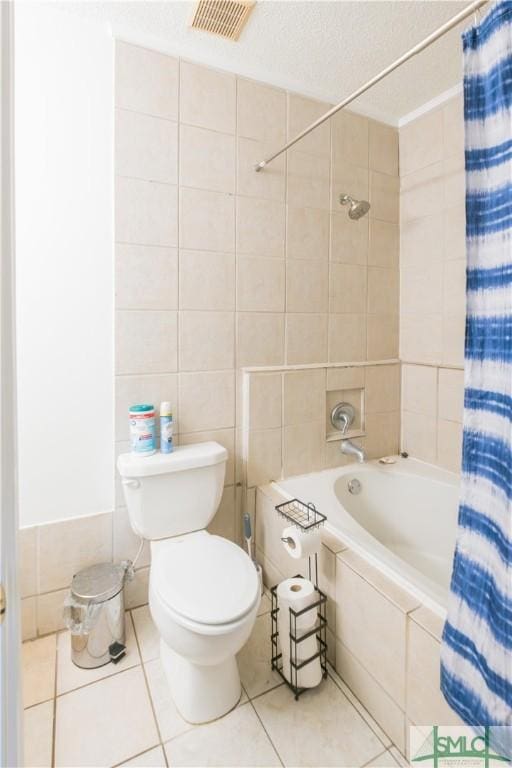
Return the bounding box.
[129,404,156,455]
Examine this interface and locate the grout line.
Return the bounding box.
[111,744,162,768]
[360,748,392,768]
[245,680,284,703]
[326,666,391,752]
[248,698,285,768]
[130,610,169,768]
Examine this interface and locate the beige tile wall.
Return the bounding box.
[399,95,465,473]
[114,44,399,577]
[244,362,400,492]
[21,42,401,639]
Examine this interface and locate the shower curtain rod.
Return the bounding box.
[254,0,487,172]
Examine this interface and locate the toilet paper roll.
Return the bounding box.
[281,645,323,689]
[277,577,317,633]
[277,577,322,688]
[281,526,321,560]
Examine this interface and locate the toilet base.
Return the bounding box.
[160,639,242,724]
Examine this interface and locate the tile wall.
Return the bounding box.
[399,95,465,472]
[113,42,400,616]
[243,361,400,493]
[30,44,479,641]
[21,41,400,641]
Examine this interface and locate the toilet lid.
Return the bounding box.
[152,535,260,626]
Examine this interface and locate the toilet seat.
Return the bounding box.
[151,533,260,628]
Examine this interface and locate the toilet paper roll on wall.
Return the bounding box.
[281,525,321,560]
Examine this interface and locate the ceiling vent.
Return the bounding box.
[189,0,256,41]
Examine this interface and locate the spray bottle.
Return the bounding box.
[160,402,174,454]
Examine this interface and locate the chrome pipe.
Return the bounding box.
[254,0,487,172]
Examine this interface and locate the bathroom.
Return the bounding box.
[1,0,510,765]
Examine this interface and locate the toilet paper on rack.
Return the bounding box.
[276,577,322,688]
[281,525,321,560]
[277,577,318,632]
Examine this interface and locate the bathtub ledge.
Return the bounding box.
[408,605,446,642]
[337,549,421,614]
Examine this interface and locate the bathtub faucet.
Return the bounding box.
[340,439,366,463]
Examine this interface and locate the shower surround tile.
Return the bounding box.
[115,245,178,311]
[178,371,235,433]
[285,313,328,365]
[286,206,329,261]
[115,42,178,120]
[286,258,329,313]
[288,93,331,157]
[368,220,398,269]
[179,250,235,311]
[333,110,369,169]
[115,177,178,247]
[115,109,178,184]
[236,196,285,258]
[179,187,235,253]
[237,78,286,144]
[237,137,286,201]
[115,310,178,375]
[237,312,285,367]
[399,93,466,472]
[179,124,235,194]
[287,148,331,210]
[236,256,285,313]
[178,311,235,372]
[180,60,236,134]
[369,120,399,177]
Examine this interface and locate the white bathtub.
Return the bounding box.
[274,457,460,615]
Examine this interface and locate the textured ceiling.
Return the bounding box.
[58,0,479,123]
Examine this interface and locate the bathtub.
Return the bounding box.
[274,456,460,616]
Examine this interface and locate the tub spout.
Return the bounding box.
[340,439,366,463]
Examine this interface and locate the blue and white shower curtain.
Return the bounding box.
[440,1,512,728]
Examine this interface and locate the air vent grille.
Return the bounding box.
[190,0,256,41]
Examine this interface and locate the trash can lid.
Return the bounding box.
[71,563,126,603]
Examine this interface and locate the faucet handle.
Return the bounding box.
[330,402,356,434]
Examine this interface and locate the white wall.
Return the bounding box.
[15,4,114,526]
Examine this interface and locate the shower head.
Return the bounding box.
[339,193,371,220]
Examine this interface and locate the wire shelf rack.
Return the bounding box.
[270,576,328,700]
[274,499,326,532]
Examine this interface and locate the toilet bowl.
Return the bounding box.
[117,442,259,724]
[149,531,259,723]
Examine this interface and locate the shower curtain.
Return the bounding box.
[440,0,512,728]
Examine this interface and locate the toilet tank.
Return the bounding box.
[117,442,227,540]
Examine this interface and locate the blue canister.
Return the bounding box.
[129,404,156,455]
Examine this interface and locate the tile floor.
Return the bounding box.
[22,594,408,767]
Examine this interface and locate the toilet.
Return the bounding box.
[117,442,260,724]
